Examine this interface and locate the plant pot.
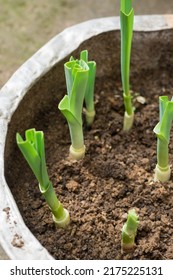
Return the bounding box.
[0,15,173,260]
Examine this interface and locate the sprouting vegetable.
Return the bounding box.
[16,128,70,227]
[58,53,89,160]
[80,50,96,126]
[120,0,134,131]
[153,96,173,182]
[121,208,139,251]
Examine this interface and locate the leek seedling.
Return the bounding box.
[16,128,70,228]
[80,50,96,126]
[153,96,173,182]
[70,50,96,126]
[120,0,134,131]
[58,56,89,160]
[121,208,139,251]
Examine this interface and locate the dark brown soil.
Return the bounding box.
[7,72,173,260]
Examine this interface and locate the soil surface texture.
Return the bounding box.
[7,69,173,260]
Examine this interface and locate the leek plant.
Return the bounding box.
[121,208,139,251]
[153,96,173,182]
[58,53,89,160]
[80,50,96,126]
[16,128,70,227]
[68,50,96,126]
[120,0,134,131]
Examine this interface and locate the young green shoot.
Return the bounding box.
[16,128,70,227]
[120,0,134,131]
[80,50,96,126]
[153,96,173,182]
[121,208,139,251]
[58,55,89,160]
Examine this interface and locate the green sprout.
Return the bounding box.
[16,128,70,228]
[120,0,134,131]
[80,50,96,126]
[121,208,139,251]
[58,54,89,160]
[153,96,173,182]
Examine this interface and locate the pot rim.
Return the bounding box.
[0,15,173,259]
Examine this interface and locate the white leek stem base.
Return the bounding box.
[121,242,135,252]
[53,208,70,228]
[154,164,171,182]
[69,145,86,160]
[85,109,95,126]
[123,111,134,132]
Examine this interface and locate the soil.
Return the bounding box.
[7,70,173,260]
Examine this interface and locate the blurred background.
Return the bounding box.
[0,0,173,87]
